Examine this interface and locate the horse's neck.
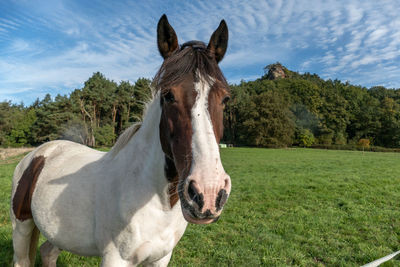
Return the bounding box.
[106,94,170,211]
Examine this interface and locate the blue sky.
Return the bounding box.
[1,0,400,105]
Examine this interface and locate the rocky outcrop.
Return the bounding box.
[264,63,286,80]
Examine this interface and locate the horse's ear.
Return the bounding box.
[157,14,179,59]
[207,20,228,63]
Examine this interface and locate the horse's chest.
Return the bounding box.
[138,231,177,262]
[116,213,187,263]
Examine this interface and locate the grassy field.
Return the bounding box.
[1,148,400,266]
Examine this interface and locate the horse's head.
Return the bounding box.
[156,15,231,224]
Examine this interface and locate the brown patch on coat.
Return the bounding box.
[13,156,45,221]
[208,81,230,143]
[164,156,179,208]
[168,183,179,208]
[159,77,196,209]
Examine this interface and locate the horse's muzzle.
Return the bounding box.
[180,174,231,224]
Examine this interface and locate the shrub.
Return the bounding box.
[358,138,370,151]
[297,129,315,147]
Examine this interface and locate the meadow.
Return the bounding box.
[1,148,400,266]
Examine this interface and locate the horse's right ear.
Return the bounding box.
[157,14,179,59]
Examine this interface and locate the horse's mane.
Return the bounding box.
[108,91,155,156]
[153,41,228,93]
[109,122,141,157]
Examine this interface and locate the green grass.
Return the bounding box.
[1,148,400,266]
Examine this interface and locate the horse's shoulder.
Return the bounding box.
[36,140,95,155]
[33,140,103,164]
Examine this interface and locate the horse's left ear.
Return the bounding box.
[207,20,228,63]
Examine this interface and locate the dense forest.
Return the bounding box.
[224,63,400,149]
[1,63,400,149]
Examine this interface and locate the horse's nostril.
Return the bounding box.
[216,189,228,211]
[188,181,196,200]
[188,181,204,210]
[203,209,212,217]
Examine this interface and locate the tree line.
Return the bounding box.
[1,64,400,149]
[0,72,152,147]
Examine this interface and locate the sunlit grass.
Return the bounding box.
[1,148,400,266]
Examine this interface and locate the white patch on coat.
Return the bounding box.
[10,93,188,265]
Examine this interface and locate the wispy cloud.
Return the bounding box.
[1,0,400,104]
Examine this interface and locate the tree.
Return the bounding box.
[238,90,295,147]
[76,72,118,146]
[30,94,77,144]
[0,102,36,147]
[114,78,151,135]
[375,97,400,147]
[6,108,36,146]
[0,101,15,146]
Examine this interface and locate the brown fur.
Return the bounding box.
[13,155,45,221]
[159,79,196,208]
[208,81,230,142]
[164,156,179,208]
[168,183,179,208]
[159,76,196,180]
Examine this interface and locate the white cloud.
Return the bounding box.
[9,39,31,52]
[1,0,400,104]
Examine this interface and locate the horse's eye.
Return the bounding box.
[164,91,175,103]
[222,95,230,105]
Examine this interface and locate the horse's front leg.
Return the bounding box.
[143,252,172,267]
[100,252,131,267]
[40,241,61,267]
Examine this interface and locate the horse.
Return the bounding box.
[10,14,231,267]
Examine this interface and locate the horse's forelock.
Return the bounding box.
[153,43,228,93]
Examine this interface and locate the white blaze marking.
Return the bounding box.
[190,72,224,187]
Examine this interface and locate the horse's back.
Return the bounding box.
[11,140,105,256]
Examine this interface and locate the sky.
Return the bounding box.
[1,0,400,105]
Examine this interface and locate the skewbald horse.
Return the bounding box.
[10,14,231,266]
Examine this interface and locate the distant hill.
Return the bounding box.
[223,62,400,148]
